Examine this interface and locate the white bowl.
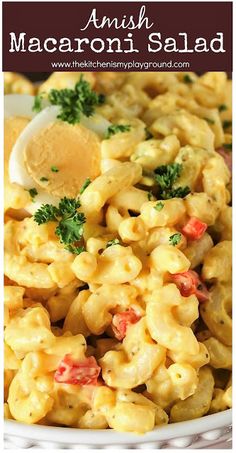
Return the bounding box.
[4,409,232,449]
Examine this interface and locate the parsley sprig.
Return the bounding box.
[169,233,182,246]
[105,124,131,139]
[34,197,85,254]
[33,76,105,124]
[154,163,190,200]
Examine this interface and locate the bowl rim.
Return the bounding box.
[4,409,232,445]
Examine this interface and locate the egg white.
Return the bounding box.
[6,95,111,214]
[81,113,111,137]
[4,94,36,119]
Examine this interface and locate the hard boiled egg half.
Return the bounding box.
[5,94,111,214]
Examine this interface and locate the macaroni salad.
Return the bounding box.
[4,71,232,433]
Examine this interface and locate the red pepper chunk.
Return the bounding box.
[54,355,101,385]
[171,270,209,302]
[112,308,141,341]
[182,217,207,240]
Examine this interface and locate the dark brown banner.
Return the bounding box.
[2,1,232,72]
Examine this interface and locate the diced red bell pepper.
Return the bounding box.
[171,270,209,302]
[54,355,101,385]
[112,308,141,341]
[182,217,207,240]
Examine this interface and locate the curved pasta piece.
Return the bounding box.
[108,186,149,213]
[101,118,146,159]
[45,382,96,427]
[100,318,165,388]
[173,294,199,327]
[208,388,230,414]
[78,410,108,429]
[202,154,230,206]
[5,253,56,289]
[170,367,215,422]
[4,221,57,289]
[4,306,56,354]
[80,162,142,215]
[72,245,142,285]
[214,206,232,241]
[130,135,180,171]
[184,192,219,226]
[200,283,232,346]
[118,217,146,243]
[168,343,210,369]
[174,145,210,191]
[63,290,91,336]
[202,241,232,283]
[150,110,215,152]
[8,371,54,424]
[82,284,140,335]
[146,361,198,409]
[150,245,190,275]
[140,199,186,229]
[107,401,156,434]
[183,233,213,269]
[146,284,199,354]
[203,337,232,370]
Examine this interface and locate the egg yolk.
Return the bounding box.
[24,121,101,198]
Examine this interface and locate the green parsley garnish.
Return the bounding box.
[223,143,232,151]
[58,197,81,216]
[223,120,232,130]
[218,104,227,112]
[34,204,59,224]
[183,74,193,84]
[66,245,85,254]
[154,163,190,200]
[48,75,105,125]
[168,186,191,199]
[28,188,38,200]
[55,212,85,246]
[34,197,85,255]
[203,117,215,125]
[154,202,164,211]
[105,124,131,139]
[106,239,120,248]
[32,94,44,113]
[80,178,91,194]
[145,128,153,140]
[40,177,49,182]
[51,166,59,173]
[169,233,182,246]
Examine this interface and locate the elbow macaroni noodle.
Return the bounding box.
[4,71,232,433]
